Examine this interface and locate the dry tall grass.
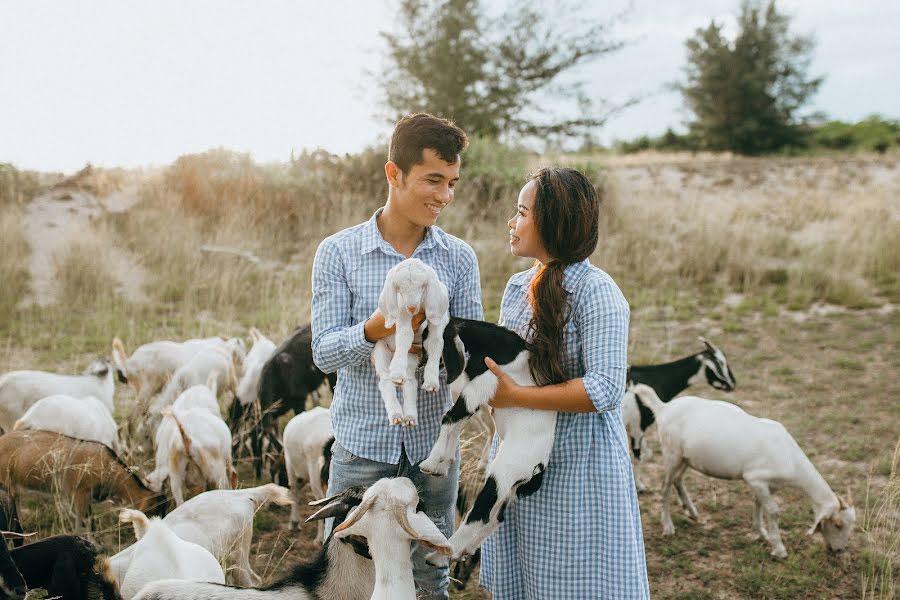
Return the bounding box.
[860,439,900,599]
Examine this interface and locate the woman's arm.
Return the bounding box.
[486,357,596,413]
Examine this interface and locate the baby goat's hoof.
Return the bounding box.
[390,414,404,426]
[391,377,405,386]
[422,381,438,393]
[419,456,451,477]
[402,416,417,427]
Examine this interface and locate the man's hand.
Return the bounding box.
[364,309,427,343]
[485,357,522,409]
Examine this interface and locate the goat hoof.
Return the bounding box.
[390,415,403,425]
[422,381,438,393]
[662,524,675,536]
[403,417,417,427]
[771,547,787,559]
[419,458,450,477]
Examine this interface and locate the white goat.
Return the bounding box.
[14,394,124,455]
[117,508,225,599]
[150,342,242,416]
[109,483,291,587]
[171,371,223,417]
[283,406,335,539]
[0,359,115,433]
[146,404,236,506]
[630,384,856,558]
[130,477,451,600]
[373,258,449,427]
[111,336,243,407]
[234,327,277,410]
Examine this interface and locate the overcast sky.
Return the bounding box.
[1,0,898,172]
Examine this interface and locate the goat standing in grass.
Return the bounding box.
[373,258,449,427]
[630,384,856,558]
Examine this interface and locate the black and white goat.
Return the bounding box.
[130,477,451,600]
[419,317,550,564]
[231,324,337,479]
[623,338,736,491]
[8,534,122,600]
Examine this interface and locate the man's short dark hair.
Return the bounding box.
[389,113,468,175]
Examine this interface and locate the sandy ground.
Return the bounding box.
[19,185,149,307]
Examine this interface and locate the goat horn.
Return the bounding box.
[392,505,421,540]
[1,531,36,539]
[333,495,376,533]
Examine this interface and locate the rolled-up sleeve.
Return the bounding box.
[450,245,484,320]
[577,276,630,414]
[311,239,374,373]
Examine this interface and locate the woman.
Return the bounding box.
[480,168,649,599]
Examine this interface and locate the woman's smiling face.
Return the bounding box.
[508,180,550,263]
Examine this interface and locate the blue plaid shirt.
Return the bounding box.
[311,209,483,465]
[480,260,650,599]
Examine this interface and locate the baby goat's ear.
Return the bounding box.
[423,278,449,322]
[378,284,398,328]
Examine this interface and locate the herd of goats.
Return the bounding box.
[0,258,857,599]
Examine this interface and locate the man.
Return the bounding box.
[311,113,483,599]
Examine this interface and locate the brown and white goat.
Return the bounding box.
[0,430,167,532]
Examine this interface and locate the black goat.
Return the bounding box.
[228,324,336,479]
[624,337,736,491]
[0,532,26,600]
[10,535,122,600]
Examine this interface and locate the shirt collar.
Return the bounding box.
[359,207,448,255]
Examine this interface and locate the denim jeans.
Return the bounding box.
[326,440,460,600]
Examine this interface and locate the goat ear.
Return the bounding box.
[832,514,845,529]
[423,279,449,322]
[405,510,452,556]
[378,285,397,328]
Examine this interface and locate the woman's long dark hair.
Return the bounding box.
[526,167,600,385]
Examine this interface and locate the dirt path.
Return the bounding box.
[20,186,149,307]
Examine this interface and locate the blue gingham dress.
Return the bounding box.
[480,260,650,599]
[311,209,483,465]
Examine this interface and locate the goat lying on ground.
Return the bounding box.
[419,317,551,564]
[109,484,291,587]
[373,258,449,427]
[623,337,737,491]
[0,359,115,433]
[283,406,335,540]
[131,477,450,600]
[630,384,856,558]
[0,430,167,532]
[0,532,27,600]
[146,404,235,506]
[15,393,125,455]
[117,509,224,599]
[235,324,337,479]
[8,534,122,600]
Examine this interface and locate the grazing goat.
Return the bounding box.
[0,532,26,600]
[9,534,122,600]
[631,384,856,558]
[131,477,450,600]
[0,359,115,433]
[235,324,337,479]
[15,394,124,455]
[623,337,736,491]
[109,484,291,587]
[117,509,224,599]
[373,258,449,427]
[146,405,235,506]
[283,406,335,539]
[419,317,551,564]
[150,341,243,416]
[0,431,167,532]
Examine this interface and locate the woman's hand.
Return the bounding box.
[485,357,522,409]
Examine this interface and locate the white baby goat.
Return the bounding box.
[373,258,449,427]
[630,384,856,558]
[14,394,124,455]
[0,359,115,433]
[117,508,225,599]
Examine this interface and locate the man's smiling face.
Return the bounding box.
[390,148,460,228]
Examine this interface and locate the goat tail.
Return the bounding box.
[118,508,151,538]
[630,383,666,416]
[88,556,123,600]
[251,483,293,508]
[160,406,193,456]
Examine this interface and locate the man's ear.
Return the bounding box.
[385,161,403,189]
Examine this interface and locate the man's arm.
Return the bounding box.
[310,239,374,373]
